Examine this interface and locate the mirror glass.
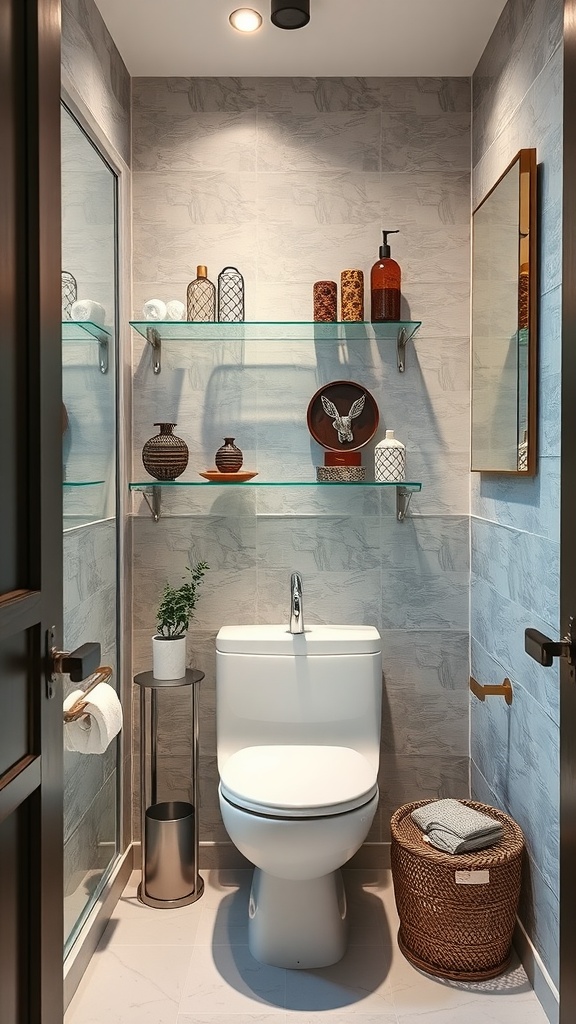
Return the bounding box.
[61,102,120,953]
[471,148,536,473]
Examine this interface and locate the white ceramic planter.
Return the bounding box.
[152,635,186,680]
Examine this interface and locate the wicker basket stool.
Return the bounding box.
[390,799,524,981]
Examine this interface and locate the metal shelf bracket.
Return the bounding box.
[142,488,162,522]
[146,326,161,374]
[396,487,413,522]
[98,333,109,374]
[396,325,419,373]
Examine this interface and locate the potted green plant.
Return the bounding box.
[152,561,209,679]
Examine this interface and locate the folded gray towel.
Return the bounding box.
[411,799,504,855]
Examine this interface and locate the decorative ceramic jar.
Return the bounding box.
[62,270,77,319]
[374,430,406,481]
[217,266,245,322]
[517,429,528,471]
[187,265,216,321]
[215,437,243,473]
[152,635,186,680]
[142,423,189,481]
[340,269,364,321]
[313,280,337,322]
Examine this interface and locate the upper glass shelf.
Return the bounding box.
[62,321,112,342]
[129,480,421,489]
[129,320,421,342]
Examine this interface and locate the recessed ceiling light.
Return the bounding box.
[270,0,310,30]
[229,8,263,32]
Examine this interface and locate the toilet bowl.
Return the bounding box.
[216,624,382,969]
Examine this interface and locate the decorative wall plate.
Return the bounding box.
[199,470,258,482]
[306,380,379,452]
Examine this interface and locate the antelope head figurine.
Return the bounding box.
[321,393,365,444]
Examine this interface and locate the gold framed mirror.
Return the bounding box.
[471,148,537,474]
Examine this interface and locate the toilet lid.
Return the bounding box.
[219,745,378,817]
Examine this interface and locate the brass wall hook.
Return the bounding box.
[470,675,513,706]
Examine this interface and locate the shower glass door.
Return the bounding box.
[61,102,120,953]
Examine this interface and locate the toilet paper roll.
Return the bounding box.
[165,299,185,321]
[64,683,123,755]
[71,299,106,326]
[143,298,167,321]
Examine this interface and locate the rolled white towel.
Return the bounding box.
[71,299,106,326]
[143,298,167,321]
[166,299,185,321]
[64,682,123,755]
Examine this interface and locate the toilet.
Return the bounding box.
[215,623,382,968]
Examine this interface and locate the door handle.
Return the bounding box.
[50,641,102,681]
[525,619,576,667]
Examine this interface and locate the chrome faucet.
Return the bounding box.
[289,572,304,634]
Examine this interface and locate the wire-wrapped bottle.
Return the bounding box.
[217,266,245,322]
[187,265,216,321]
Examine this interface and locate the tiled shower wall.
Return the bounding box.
[61,0,130,922]
[470,0,562,999]
[130,76,471,849]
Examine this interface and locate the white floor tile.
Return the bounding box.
[65,944,194,1024]
[284,943,395,1014]
[178,1015,286,1024]
[389,947,547,1019]
[179,944,286,1014]
[65,868,551,1024]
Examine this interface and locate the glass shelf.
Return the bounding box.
[129,480,421,489]
[130,320,421,375]
[62,321,112,341]
[129,480,421,523]
[63,480,105,487]
[129,320,421,342]
[62,321,111,373]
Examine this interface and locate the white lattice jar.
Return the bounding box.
[374,430,406,482]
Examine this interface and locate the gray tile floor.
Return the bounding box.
[65,868,549,1024]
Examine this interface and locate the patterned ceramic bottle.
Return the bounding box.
[187,265,216,321]
[374,430,405,481]
[215,437,243,473]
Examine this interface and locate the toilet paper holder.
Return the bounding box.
[63,666,114,722]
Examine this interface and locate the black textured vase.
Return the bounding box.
[215,437,243,473]
[142,423,189,481]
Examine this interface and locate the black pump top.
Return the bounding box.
[379,229,399,259]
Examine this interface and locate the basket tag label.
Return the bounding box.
[455,870,490,885]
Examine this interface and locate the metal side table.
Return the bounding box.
[134,669,204,908]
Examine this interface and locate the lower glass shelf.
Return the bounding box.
[129,480,421,488]
[129,480,421,522]
[64,480,105,487]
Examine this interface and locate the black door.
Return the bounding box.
[0,1,63,1021]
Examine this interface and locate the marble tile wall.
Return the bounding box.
[61,0,131,947]
[471,0,562,993]
[62,105,117,520]
[62,0,131,167]
[130,76,472,846]
[63,520,119,942]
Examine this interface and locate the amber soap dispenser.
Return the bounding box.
[371,229,401,322]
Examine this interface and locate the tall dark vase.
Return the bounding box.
[215,437,243,473]
[142,423,189,481]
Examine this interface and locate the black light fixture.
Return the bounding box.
[270,0,310,29]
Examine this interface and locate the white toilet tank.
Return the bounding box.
[216,625,382,774]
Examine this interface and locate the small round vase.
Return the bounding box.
[142,423,189,481]
[215,437,243,473]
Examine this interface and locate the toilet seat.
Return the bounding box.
[219,745,378,818]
